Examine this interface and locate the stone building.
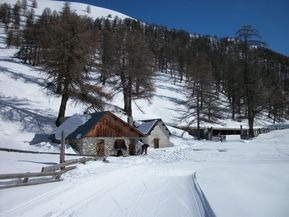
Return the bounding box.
[56,111,144,156]
[136,119,172,148]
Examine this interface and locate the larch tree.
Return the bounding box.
[0,3,11,32]
[235,25,266,138]
[182,52,221,140]
[41,3,111,126]
[98,18,117,85]
[16,8,36,64]
[114,19,154,117]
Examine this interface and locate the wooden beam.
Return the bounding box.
[0,179,61,189]
[41,157,96,172]
[0,171,64,179]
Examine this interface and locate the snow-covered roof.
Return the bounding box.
[66,112,107,140]
[55,112,106,140]
[56,112,145,140]
[54,113,92,140]
[136,119,159,135]
[136,119,171,136]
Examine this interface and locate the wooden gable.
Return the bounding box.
[85,112,143,138]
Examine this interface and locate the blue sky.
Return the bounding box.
[67,0,289,56]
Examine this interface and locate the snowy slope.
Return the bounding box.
[0,0,130,20]
[0,0,284,152]
[0,1,289,217]
[0,0,130,151]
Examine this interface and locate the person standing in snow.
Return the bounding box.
[141,144,149,155]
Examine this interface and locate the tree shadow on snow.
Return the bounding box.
[18,160,57,165]
[155,84,183,93]
[0,64,45,87]
[29,133,54,145]
[154,94,185,104]
[0,95,56,135]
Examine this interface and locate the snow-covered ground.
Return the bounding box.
[0,1,289,217]
[0,129,289,217]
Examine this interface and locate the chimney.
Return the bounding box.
[127,116,134,126]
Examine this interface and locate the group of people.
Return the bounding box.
[114,139,149,156]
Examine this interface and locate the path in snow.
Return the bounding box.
[0,162,214,217]
[1,131,289,217]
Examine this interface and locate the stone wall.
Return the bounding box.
[72,137,142,156]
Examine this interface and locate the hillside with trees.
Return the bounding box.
[1,1,289,137]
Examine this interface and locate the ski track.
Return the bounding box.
[0,162,216,217]
[0,183,73,217]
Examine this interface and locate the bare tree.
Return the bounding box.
[41,3,111,126]
[235,25,266,138]
[114,19,154,117]
[182,53,221,140]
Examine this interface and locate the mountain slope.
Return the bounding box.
[0,0,130,151]
[0,0,130,20]
[0,0,286,152]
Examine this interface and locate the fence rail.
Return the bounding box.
[41,157,98,172]
[0,170,66,189]
[0,157,101,189]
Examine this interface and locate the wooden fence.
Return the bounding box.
[0,157,101,189]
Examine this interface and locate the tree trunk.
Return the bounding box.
[248,110,254,138]
[197,85,201,140]
[100,69,106,85]
[123,76,132,117]
[231,97,235,120]
[55,92,69,127]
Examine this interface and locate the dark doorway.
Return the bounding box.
[114,139,126,157]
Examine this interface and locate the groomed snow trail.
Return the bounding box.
[0,162,213,217]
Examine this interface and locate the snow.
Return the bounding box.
[0,0,130,20]
[54,114,91,140]
[0,0,289,216]
[0,130,289,217]
[136,119,158,135]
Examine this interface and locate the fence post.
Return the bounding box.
[240,125,243,139]
[60,131,65,170]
